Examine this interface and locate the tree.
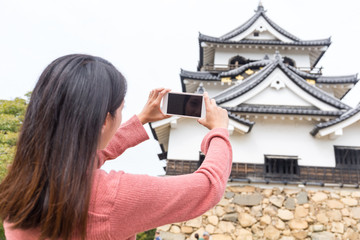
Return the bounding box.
[0,97,27,180]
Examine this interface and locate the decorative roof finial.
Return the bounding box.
[274,51,282,61]
[256,0,265,12]
[196,82,206,94]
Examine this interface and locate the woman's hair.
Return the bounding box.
[0,54,127,239]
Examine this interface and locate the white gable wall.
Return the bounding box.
[214,48,311,69]
[229,17,293,42]
[245,85,312,106]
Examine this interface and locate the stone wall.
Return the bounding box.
[156,184,360,240]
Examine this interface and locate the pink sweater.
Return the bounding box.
[4,115,232,240]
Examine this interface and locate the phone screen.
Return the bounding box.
[167,93,203,117]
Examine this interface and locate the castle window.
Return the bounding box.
[283,57,296,67]
[334,146,360,168]
[229,55,248,69]
[253,31,259,37]
[264,155,299,176]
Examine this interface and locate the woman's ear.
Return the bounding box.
[101,113,111,134]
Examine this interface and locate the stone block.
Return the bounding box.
[208,215,219,225]
[159,231,186,240]
[312,224,324,232]
[292,230,308,239]
[269,195,285,208]
[157,224,171,231]
[294,206,308,219]
[185,216,202,228]
[351,207,360,219]
[311,232,335,240]
[211,234,232,240]
[238,213,257,227]
[233,193,262,206]
[222,213,238,222]
[278,209,294,221]
[264,225,280,240]
[311,192,327,202]
[218,221,235,233]
[235,229,252,240]
[224,191,235,199]
[284,197,296,210]
[330,222,344,234]
[262,188,273,198]
[341,197,358,206]
[170,225,181,233]
[326,200,344,209]
[288,219,308,230]
[296,191,308,204]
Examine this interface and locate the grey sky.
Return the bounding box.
[0,0,359,175]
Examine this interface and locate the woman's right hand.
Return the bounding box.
[198,92,229,130]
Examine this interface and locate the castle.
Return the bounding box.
[151,3,360,240]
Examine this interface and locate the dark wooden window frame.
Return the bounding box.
[264,155,299,177]
[334,146,360,169]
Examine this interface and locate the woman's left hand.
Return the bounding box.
[137,88,171,124]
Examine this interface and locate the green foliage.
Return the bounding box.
[137,229,156,240]
[0,96,28,181]
[0,95,29,238]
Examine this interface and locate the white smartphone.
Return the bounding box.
[161,92,206,119]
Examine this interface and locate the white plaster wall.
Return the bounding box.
[167,118,209,160]
[213,48,310,68]
[167,117,360,168]
[230,119,360,167]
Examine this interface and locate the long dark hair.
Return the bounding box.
[0,54,127,239]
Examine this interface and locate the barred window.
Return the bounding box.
[334,146,360,168]
[264,155,299,176]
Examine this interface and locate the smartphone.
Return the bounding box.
[161,92,206,118]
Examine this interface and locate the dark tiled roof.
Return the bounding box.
[277,62,350,110]
[199,34,331,47]
[180,69,219,81]
[199,5,330,47]
[287,65,359,84]
[311,104,360,136]
[225,105,344,116]
[228,112,255,128]
[219,5,300,42]
[213,59,351,110]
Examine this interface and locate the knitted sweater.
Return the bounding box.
[4,115,233,239]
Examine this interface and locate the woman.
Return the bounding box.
[0,54,232,240]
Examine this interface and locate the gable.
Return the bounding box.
[219,68,340,111]
[244,85,313,107]
[227,16,294,42]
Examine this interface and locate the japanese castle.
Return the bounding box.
[150,3,360,187]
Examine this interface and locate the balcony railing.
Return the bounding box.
[166,160,360,186]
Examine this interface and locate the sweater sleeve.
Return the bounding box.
[97,115,149,166]
[109,128,232,239]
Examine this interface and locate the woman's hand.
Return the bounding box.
[137,88,171,125]
[198,92,229,130]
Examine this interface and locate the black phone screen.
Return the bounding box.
[167,93,203,117]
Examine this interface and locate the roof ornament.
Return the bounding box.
[264,54,270,60]
[196,82,206,94]
[256,0,265,12]
[274,51,282,61]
